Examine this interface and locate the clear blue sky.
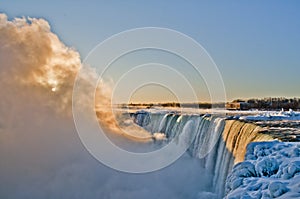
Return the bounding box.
[1,0,300,101]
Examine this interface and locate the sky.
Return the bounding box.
[1,0,300,102]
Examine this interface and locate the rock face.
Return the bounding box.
[225,141,300,199]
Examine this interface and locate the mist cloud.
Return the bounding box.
[0,13,213,199]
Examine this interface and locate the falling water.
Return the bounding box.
[132,111,274,197]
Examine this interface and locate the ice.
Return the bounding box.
[256,158,279,177]
[225,141,300,198]
[268,181,289,198]
[239,109,300,121]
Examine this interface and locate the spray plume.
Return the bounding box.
[0,14,223,199]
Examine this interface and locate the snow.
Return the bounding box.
[225,141,300,198]
[239,109,300,121]
[126,107,300,122]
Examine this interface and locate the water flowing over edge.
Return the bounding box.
[131,111,275,197]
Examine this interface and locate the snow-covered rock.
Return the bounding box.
[225,141,300,198]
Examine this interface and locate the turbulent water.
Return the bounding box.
[130,111,276,197]
[132,112,232,197]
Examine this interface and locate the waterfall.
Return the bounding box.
[132,112,232,197]
[222,120,274,163]
[131,111,274,198]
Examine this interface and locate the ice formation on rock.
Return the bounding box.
[225,141,300,198]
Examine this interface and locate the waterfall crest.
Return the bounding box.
[223,120,274,163]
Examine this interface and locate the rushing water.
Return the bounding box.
[131,111,274,197]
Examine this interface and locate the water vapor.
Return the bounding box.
[0,13,210,199]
